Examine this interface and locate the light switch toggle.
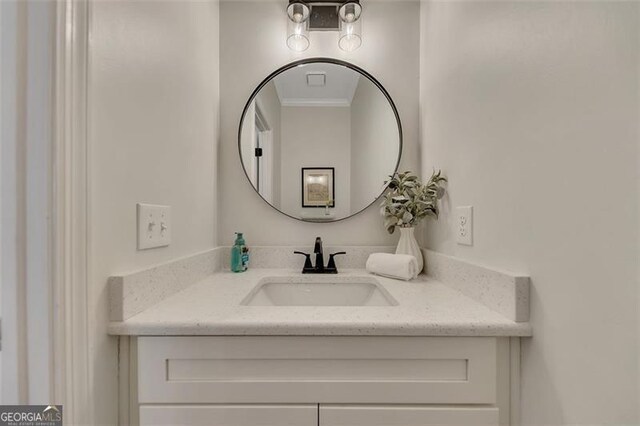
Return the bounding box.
[137,203,171,250]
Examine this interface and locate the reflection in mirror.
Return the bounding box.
[239,60,401,222]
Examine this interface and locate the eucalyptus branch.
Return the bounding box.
[380,170,447,234]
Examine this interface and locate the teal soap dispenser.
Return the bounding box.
[231,232,249,272]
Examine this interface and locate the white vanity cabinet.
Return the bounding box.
[127,335,520,426]
[138,405,498,426]
[139,405,317,426]
[319,405,500,425]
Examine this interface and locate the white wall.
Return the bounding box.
[1,0,55,404]
[420,1,639,424]
[280,106,351,218]
[219,0,419,246]
[1,0,25,404]
[89,1,220,423]
[350,77,400,211]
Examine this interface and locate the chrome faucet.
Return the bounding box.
[294,237,346,274]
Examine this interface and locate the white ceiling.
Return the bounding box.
[273,62,361,107]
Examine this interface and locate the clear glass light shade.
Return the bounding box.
[338,1,362,23]
[287,19,310,52]
[287,2,310,23]
[338,19,362,51]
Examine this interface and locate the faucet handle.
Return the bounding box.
[326,251,347,272]
[294,251,313,272]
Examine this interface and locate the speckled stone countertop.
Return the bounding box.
[108,269,532,337]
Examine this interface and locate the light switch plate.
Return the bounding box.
[137,203,171,250]
[456,206,473,246]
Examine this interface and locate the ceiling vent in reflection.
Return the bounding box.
[306,72,326,87]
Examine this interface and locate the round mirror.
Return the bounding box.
[238,58,402,222]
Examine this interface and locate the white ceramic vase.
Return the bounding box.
[395,226,423,274]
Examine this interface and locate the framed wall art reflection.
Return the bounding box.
[302,167,335,208]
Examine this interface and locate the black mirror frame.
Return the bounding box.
[237,57,403,223]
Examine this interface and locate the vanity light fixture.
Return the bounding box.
[286,0,363,52]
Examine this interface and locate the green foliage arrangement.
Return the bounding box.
[380,170,447,234]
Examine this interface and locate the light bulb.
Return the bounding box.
[342,4,356,23]
[338,2,362,23]
[287,2,310,23]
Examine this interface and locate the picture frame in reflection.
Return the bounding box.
[302,167,335,208]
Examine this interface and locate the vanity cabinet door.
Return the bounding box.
[139,404,317,426]
[319,405,499,426]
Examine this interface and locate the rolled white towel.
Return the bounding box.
[366,253,419,281]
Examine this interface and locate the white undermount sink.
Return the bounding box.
[241,277,398,307]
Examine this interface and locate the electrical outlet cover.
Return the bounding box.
[456,206,473,246]
[137,203,171,250]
